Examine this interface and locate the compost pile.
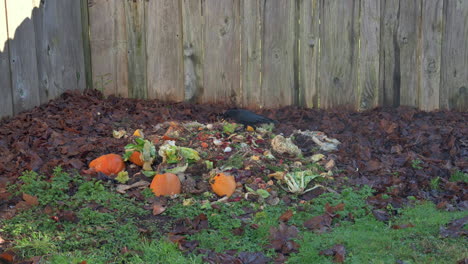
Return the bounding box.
[0,89,466,262]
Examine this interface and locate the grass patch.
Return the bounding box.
[450,170,468,183]
[289,202,468,264]
[1,169,466,263]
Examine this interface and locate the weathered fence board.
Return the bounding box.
[80,0,92,90]
[0,0,13,117]
[34,0,86,103]
[240,0,264,108]
[6,0,41,114]
[89,0,128,97]
[182,0,204,102]
[420,0,443,111]
[379,0,399,107]
[398,0,421,107]
[298,0,319,108]
[146,0,184,102]
[319,0,359,109]
[124,0,146,99]
[358,0,380,110]
[203,0,240,105]
[440,0,468,111]
[262,0,296,108]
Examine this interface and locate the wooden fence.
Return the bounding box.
[88,0,467,111]
[1,0,467,120]
[0,0,87,119]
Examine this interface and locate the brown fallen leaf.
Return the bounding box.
[391,223,415,229]
[325,159,336,171]
[22,193,39,206]
[440,216,468,238]
[320,244,346,263]
[304,214,332,233]
[325,203,345,215]
[269,222,300,254]
[152,203,166,216]
[278,210,294,223]
[0,250,15,263]
[116,180,150,194]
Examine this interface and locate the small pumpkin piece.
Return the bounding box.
[150,173,181,196]
[129,151,144,167]
[210,173,236,197]
[89,154,125,175]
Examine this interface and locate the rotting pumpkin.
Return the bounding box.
[150,173,181,196]
[128,151,144,167]
[89,154,125,175]
[210,173,236,197]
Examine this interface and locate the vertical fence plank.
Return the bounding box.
[379,0,399,107]
[80,0,92,90]
[6,0,41,114]
[299,0,319,108]
[146,0,184,102]
[124,0,146,99]
[89,0,128,97]
[440,0,468,111]
[359,0,380,110]
[182,0,203,102]
[262,0,295,108]
[34,0,86,103]
[240,0,264,108]
[0,0,13,118]
[202,0,240,105]
[319,0,359,109]
[398,0,421,107]
[420,0,443,111]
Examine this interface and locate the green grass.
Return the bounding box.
[289,202,468,264]
[450,170,468,183]
[1,169,466,263]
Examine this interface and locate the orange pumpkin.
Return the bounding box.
[129,151,144,167]
[150,173,181,196]
[89,154,125,175]
[210,173,236,197]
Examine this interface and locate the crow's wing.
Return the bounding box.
[231,109,277,126]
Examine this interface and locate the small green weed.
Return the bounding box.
[430,176,441,190]
[411,159,423,169]
[449,170,468,183]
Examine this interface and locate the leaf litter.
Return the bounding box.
[0,90,466,262]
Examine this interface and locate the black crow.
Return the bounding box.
[222,109,278,127]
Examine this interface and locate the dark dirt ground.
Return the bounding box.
[0,89,466,214]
